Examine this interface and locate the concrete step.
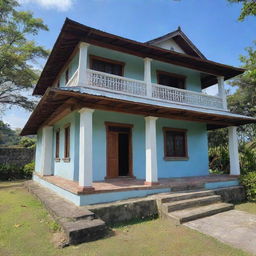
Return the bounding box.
[159,190,215,204]
[26,181,95,221]
[162,195,221,212]
[61,218,108,245]
[171,183,204,192]
[169,202,234,224]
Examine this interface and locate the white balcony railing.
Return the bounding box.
[66,69,224,110]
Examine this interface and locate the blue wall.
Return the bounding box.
[52,111,80,181]
[55,44,203,92]
[92,110,209,181]
[36,109,209,182]
[35,128,42,173]
[88,45,202,92]
[59,52,79,87]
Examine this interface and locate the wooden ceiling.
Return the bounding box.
[33,18,245,96]
[21,88,256,136]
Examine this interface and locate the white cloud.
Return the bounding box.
[19,0,74,12]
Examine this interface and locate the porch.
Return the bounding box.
[35,173,239,195]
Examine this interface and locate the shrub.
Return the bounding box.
[0,162,34,181]
[239,144,256,175]
[209,146,230,174]
[0,164,24,180]
[240,172,256,201]
[23,162,34,179]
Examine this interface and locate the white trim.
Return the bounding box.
[41,126,53,176]
[77,42,90,86]
[79,108,94,187]
[228,126,240,175]
[145,116,158,183]
[217,76,227,110]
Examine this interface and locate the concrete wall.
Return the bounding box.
[0,147,35,167]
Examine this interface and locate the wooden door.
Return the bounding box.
[107,131,119,178]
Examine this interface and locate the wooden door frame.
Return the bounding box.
[105,122,134,179]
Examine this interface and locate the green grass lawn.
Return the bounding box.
[0,181,253,256]
[235,201,256,215]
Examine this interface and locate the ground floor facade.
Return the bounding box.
[33,108,242,205]
[35,109,211,182]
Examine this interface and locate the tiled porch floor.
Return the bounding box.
[36,174,239,195]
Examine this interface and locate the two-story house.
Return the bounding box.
[22,19,256,206]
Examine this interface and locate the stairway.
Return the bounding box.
[25,181,108,245]
[158,189,234,224]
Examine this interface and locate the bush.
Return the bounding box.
[23,162,34,179]
[209,146,230,174]
[240,172,256,201]
[0,162,34,181]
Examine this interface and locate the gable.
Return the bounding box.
[147,28,206,59]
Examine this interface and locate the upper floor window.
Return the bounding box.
[65,68,69,85]
[90,55,124,76]
[163,127,188,160]
[157,70,186,89]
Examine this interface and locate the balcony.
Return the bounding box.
[66,69,225,111]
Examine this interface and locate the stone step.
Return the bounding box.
[169,202,234,224]
[171,183,204,192]
[159,190,215,204]
[162,195,221,212]
[26,181,95,221]
[61,218,108,245]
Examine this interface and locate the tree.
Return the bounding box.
[0,0,49,112]
[228,0,256,21]
[0,120,19,146]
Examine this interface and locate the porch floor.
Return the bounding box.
[36,174,239,195]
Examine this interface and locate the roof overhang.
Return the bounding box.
[21,88,256,136]
[33,18,245,96]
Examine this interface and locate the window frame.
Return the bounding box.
[65,68,69,85]
[157,70,187,89]
[55,129,60,161]
[89,55,125,76]
[63,124,71,162]
[163,127,188,161]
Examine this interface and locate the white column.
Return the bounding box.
[217,76,228,110]
[40,126,53,176]
[145,116,158,185]
[77,42,90,86]
[144,58,152,98]
[79,108,95,190]
[228,126,240,176]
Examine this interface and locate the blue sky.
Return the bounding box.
[3,0,256,129]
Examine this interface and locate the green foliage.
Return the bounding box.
[240,172,256,201]
[209,143,256,175]
[0,0,49,112]
[0,161,34,180]
[239,143,256,174]
[208,128,228,148]
[228,0,256,21]
[23,161,34,178]
[19,136,36,148]
[209,146,230,174]
[0,120,20,146]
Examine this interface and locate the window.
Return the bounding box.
[157,71,186,89]
[64,125,70,161]
[90,55,124,76]
[55,129,60,160]
[65,68,69,85]
[163,128,188,160]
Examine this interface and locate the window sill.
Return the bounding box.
[164,156,189,161]
[62,158,70,163]
[55,158,61,162]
